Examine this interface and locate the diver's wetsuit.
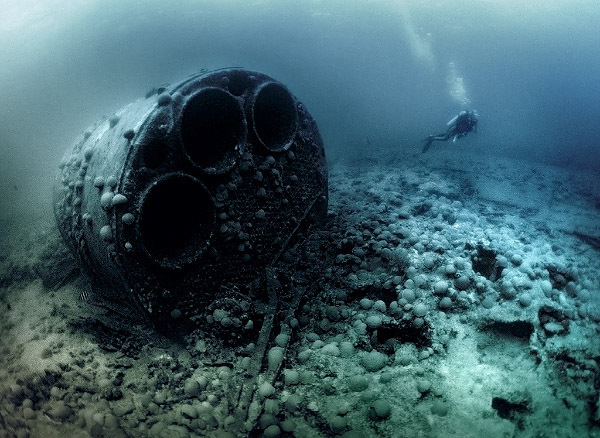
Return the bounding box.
[423,110,478,153]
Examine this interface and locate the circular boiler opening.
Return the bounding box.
[252,82,298,152]
[180,87,245,173]
[139,174,215,268]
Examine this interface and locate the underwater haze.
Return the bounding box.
[2,1,600,437]
[1,0,600,220]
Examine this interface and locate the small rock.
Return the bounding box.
[360,298,374,310]
[544,322,564,334]
[511,254,523,266]
[431,400,449,416]
[100,192,114,209]
[104,413,119,429]
[267,347,284,371]
[540,280,553,294]
[258,382,276,398]
[439,297,453,310]
[434,280,448,295]
[100,225,112,241]
[481,296,495,309]
[416,379,431,394]
[154,391,167,405]
[184,379,201,397]
[23,407,36,420]
[92,412,104,425]
[368,399,391,420]
[275,333,289,347]
[48,402,73,421]
[297,349,311,364]
[361,351,387,372]
[330,415,348,433]
[379,372,393,384]
[365,315,382,329]
[373,300,386,312]
[322,343,340,356]
[94,178,105,190]
[339,341,355,357]
[455,276,470,291]
[285,394,302,413]
[263,425,281,437]
[106,175,118,187]
[348,375,369,392]
[180,404,197,419]
[283,369,300,386]
[281,419,296,432]
[111,194,128,206]
[83,147,94,161]
[402,289,416,303]
[10,384,23,397]
[413,303,427,317]
[519,293,532,307]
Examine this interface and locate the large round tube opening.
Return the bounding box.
[139,174,215,267]
[252,82,298,152]
[181,88,244,172]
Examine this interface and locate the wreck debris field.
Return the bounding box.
[1,149,599,437]
[1,1,600,436]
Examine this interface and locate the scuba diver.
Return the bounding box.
[422,110,479,153]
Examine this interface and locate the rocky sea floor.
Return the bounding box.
[1,150,599,438]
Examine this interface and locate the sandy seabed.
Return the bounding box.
[1,149,599,438]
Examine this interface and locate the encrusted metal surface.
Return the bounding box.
[54,68,328,332]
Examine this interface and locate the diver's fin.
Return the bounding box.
[422,136,435,153]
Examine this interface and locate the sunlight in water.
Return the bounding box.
[396,0,436,70]
[0,0,92,33]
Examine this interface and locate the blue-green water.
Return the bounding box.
[0,2,599,437]
[1,0,600,219]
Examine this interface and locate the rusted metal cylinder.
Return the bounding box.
[54,68,328,331]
